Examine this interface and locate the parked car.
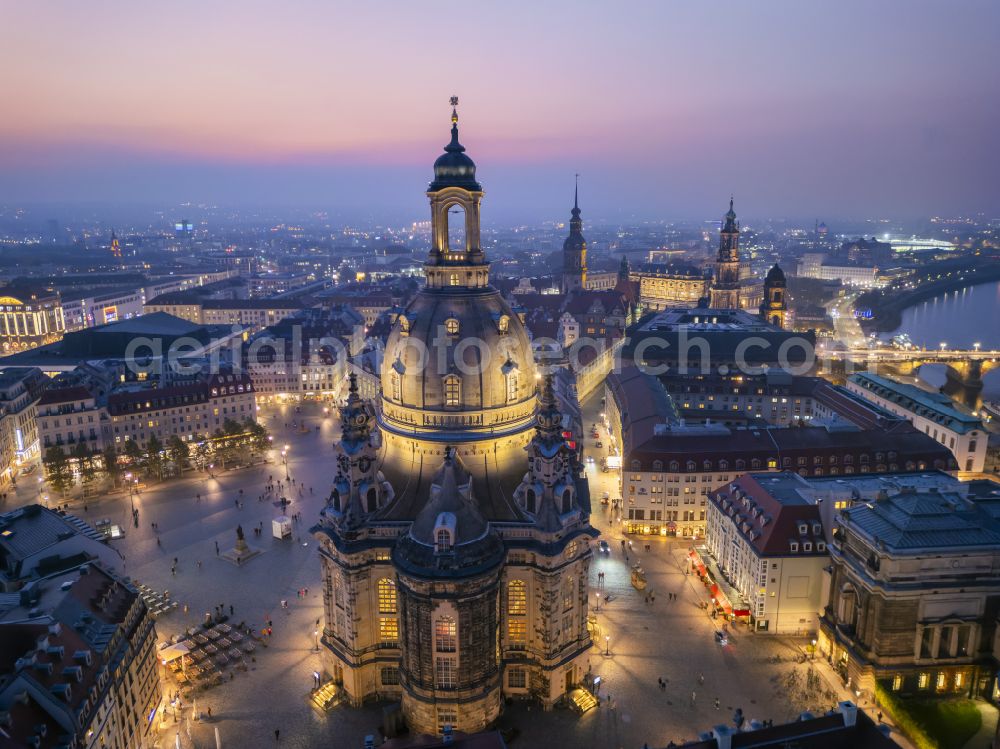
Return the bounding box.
[598,540,610,554]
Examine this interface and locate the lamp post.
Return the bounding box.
[125,472,135,514]
[282,448,289,480]
[594,593,600,613]
[604,635,610,656]
[974,342,981,353]
[313,629,320,652]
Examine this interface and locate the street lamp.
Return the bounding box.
[281,449,289,480]
[604,635,610,656]
[974,342,981,352]
[313,629,320,652]
[594,593,600,613]
[940,342,947,351]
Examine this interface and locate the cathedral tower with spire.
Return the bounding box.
[314,100,596,738]
[561,177,587,294]
[709,198,742,309]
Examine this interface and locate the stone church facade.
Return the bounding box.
[313,102,597,736]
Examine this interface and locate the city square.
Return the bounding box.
[5,399,870,749]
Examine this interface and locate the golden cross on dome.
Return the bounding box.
[449,96,459,107]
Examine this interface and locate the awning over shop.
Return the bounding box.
[158,642,191,663]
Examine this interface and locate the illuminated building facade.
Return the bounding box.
[313,103,596,737]
[0,288,65,353]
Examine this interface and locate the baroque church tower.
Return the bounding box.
[708,198,742,309]
[760,263,788,328]
[314,100,596,738]
[561,178,587,294]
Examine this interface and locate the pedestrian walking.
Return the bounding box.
[229,604,234,616]
[714,697,720,710]
[698,673,704,685]
[690,691,696,705]
[207,707,212,718]
[275,728,280,741]
[215,540,220,555]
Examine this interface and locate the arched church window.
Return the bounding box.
[506,372,518,403]
[498,315,509,333]
[508,580,527,615]
[445,318,459,336]
[390,372,401,402]
[435,616,457,652]
[366,487,378,513]
[525,488,537,514]
[436,528,452,552]
[377,578,397,615]
[446,205,466,255]
[443,376,461,408]
[561,488,573,514]
[331,488,341,512]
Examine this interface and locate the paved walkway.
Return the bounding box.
[963,701,998,749]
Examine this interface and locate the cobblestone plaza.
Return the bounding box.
[9,399,869,748]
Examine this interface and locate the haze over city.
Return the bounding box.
[3,0,1000,223]
[3,5,1000,749]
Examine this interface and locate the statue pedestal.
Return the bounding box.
[220,541,261,566]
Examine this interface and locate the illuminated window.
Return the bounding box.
[435,616,456,652]
[955,672,964,688]
[936,672,946,690]
[379,617,398,644]
[390,373,401,401]
[508,619,527,650]
[562,578,574,610]
[508,667,526,688]
[918,673,929,689]
[449,273,459,286]
[444,376,461,407]
[508,580,527,615]
[444,318,460,336]
[498,315,509,333]
[380,667,399,686]
[377,578,397,614]
[892,675,902,691]
[506,373,518,403]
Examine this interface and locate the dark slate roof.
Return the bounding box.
[844,491,1000,550]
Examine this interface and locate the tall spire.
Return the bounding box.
[446,95,464,153]
[573,173,580,215]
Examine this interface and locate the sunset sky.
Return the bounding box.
[2,1,998,223]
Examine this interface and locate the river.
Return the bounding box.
[890,279,1000,398]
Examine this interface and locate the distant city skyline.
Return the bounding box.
[2,1,999,223]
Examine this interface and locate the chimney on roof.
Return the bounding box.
[712,724,735,749]
[837,700,858,727]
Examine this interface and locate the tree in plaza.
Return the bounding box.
[72,442,97,490]
[122,439,143,468]
[167,435,190,472]
[222,419,244,438]
[191,435,211,470]
[43,446,74,496]
[102,445,123,487]
[145,435,165,480]
[245,419,270,452]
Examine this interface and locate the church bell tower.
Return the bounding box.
[561,176,587,294]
